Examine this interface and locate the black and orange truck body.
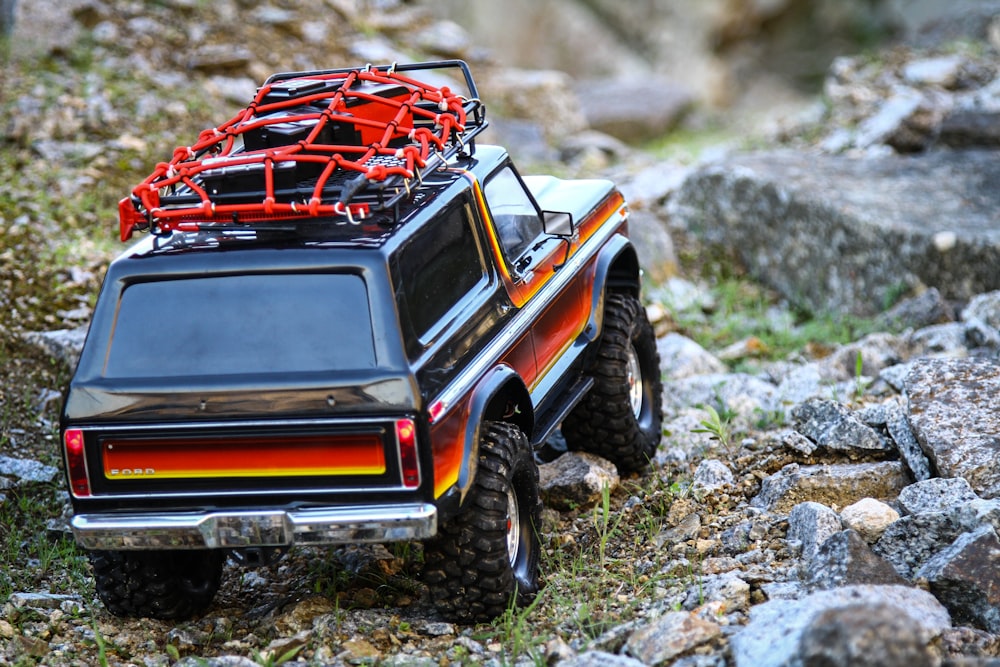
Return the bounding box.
[60,61,662,622]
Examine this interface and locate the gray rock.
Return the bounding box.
[668,150,1000,317]
[880,363,915,393]
[899,478,980,515]
[0,456,59,485]
[186,44,254,73]
[787,502,843,563]
[764,428,819,457]
[657,334,727,381]
[683,573,750,613]
[940,110,1000,149]
[802,529,908,591]
[662,372,779,430]
[903,55,965,87]
[558,651,646,667]
[887,405,934,482]
[22,325,89,369]
[840,498,900,543]
[730,585,951,667]
[908,323,968,357]
[629,209,678,284]
[8,592,83,610]
[792,398,891,454]
[692,459,734,494]
[906,357,1000,497]
[918,525,1000,632]
[752,462,910,515]
[798,602,936,667]
[574,77,693,143]
[625,611,721,666]
[776,362,861,406]
[538,452,619,510]
[877,287,955,331]
[963,290,1000,330]
[873,510,969,578]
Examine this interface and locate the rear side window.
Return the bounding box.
[397,199,486,338]
[105,273,375,378]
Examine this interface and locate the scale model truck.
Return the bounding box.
[60,60,663,622]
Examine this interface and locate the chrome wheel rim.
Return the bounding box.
[626,343,643,419]
[506,486,520,566]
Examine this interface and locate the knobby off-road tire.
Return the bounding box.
[89,549,225,620]
[562,291,663,474]
[423,421,542,623]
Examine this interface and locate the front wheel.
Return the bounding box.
[562,292,663,473]
[423,421,541,623]
[89,549,225,620]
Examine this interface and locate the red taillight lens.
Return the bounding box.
[64,429,91,498]
[396,419,420,489]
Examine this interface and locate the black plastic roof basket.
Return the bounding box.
[118,60,487,241]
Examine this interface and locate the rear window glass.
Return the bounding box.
[104,274,375,378]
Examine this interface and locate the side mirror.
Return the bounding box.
[542,210,574,237]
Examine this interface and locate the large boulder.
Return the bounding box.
[668,149,1000,316]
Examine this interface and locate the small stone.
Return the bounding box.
[626,611,722,666]
[538,452,619,510]
[420,622,454,637]
[693,459,734,494]
[792,398,890,453]
[840,498,900,543]
[787,502,843,562]
[918,525,1000,632]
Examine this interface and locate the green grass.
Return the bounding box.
[664,276,877,364]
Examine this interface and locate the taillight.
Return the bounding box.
[396,419,420,489]
[64,429,91,498]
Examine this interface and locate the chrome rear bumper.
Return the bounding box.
[71,503,437,550]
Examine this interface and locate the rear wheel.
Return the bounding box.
[89,549,224,620]
[562,292,663,473]
[423,421,541,623]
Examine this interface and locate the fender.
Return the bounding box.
[457,364,533,502]
[581,233,640,344]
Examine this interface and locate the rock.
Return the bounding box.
[186,44,254,73]
[877,287,955,331]
[478,68,587,143]
[628,209,678,283]
[538,452,619,510]
[908,323,968,358]
[683,573,750,613]
[764,428,819,456]
[787,501,843,563]
[668,150,1000,317]
[574,76,694,143]
[939,110,1000,149]
[962,290,1000,333]
[657,333,727,381]
[918,525,1000,633]
[902,55,965,88]
[792,398,892,454]
[558,651,647,667]
[840,498,900,543]
[797,602,936,667]
[263,630,312,660]
[873,510,970,578]
[662,372,780,430]
[692,459,734,494]
[802,529,909,590]
[906,358,1000,497]
[730,585,951,667]
[625,611,721,666]
[752,462,910,514]
[899,478,980,515]
[887,403,934,482]
[0,456,59,485]
[8,592,83,610]
[21,325,89,369]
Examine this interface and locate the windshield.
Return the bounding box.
[104,273,375,378]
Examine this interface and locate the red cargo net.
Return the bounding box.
[118,62,484,241]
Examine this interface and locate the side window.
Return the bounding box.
[397,199,487,339]
[483,166,543,263]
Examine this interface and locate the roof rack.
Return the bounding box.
[118,60,487,241]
